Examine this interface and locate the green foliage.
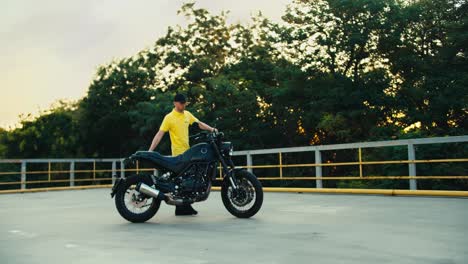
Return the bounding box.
[1,101,79,158]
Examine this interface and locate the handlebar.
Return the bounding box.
[189,130,223,141]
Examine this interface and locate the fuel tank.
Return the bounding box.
[184,142,216,162]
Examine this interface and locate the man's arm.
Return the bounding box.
[187,111,216,132]
[198,121,217,132]
[148,130,165,151]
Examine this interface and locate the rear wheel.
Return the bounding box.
[114,175,161,223]
[221,170,263,218]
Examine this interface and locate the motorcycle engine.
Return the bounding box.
[156,163,211,202]
[176,164,209,193]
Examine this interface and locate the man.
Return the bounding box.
[148,93,217,216]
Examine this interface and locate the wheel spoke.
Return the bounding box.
[123,184,153,214]
[228,177,256,212]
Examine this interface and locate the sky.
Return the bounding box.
[0,0,290,129]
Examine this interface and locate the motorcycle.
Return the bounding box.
[110,130,263,223]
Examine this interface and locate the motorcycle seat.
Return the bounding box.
[131,151,189,174]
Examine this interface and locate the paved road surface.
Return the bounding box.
[1,189,467,264]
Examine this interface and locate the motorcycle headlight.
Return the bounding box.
[221,142,233,155]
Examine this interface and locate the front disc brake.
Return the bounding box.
[230,179,254,206]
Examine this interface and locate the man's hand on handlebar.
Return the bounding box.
[190,129,221,141]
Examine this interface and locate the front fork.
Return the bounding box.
[218,156,238,189]
[210,140,239,189]
[229,178,238,189]
[219,156,238,190]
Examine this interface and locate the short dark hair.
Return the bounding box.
[174,93,186,103]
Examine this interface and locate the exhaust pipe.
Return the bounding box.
[135,183,191,206]
[136,182,166,201]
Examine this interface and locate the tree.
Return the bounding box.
[1,101,79,158]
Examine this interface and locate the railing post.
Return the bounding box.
[408,143,417,190]
[358,147,363,178]
[48,162,51,182]
[111,161,116,184]
[93,161,96,180]
[70,161,75,187]
[21,161,26,190]
[279,152,283,179]
[315,150,323,188]
[246,153,253,173]
[120,160,125,178]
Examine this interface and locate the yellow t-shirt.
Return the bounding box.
[159,108,199,156]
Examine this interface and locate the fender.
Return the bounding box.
[110,176,124,198]
[226,168,254,178]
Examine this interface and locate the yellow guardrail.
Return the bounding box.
[1,158,468,185]
[1,135,467,196]
[0,158,467,187]
[0,158,467,175]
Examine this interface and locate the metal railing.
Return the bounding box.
[233,135,468,190]
[0,135,467,194]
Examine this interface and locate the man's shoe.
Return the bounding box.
[175,204,198,216]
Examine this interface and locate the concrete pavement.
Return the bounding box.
[1,189,467,264]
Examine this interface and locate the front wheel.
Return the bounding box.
[221,170,263,218]
[114,174,161,223]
